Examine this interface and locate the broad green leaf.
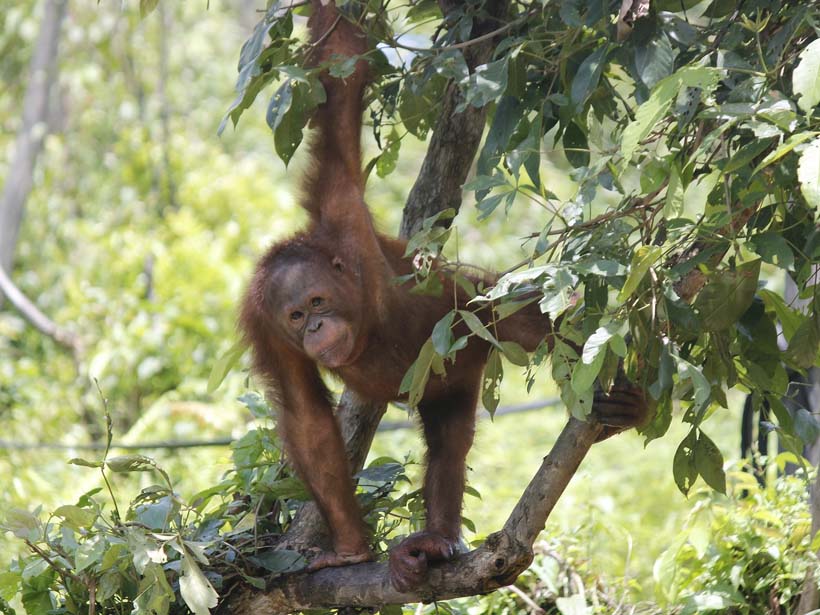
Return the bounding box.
[786,311,820,369]
[571,45,609,109]
[673,429,698,496]
[675,356,711,415]
[460,58,509,110]
[0,571,20,602]
[75,537,106,573]
[571,348,605,394]
[132,562,173,615]
[482,348,503,415]
[753,131,818,175]
[798,137,820,209]
[180,547,219,615]
[266,81,294,132]
[207,339,247,393]
[634,34,675,90]
[694,260,761,331]
[477,96,522,177]
[621,67,721,163]
[53,505,95,530]
[664,163,685,216]
[759,289,803,341]
[499,341,529,367]
[407,339,436,407]
[793,39,820,113]
[459,310,499,346]
[376,128,401,178]
[581,324,617,364]
[431,311,456,356]
[562,121,590,168]
[618,245,662,302]
[107,455,156,473]
[682,169,719,218]
[749,231,794,269]
[695,431,726,493]
[2,509,41,541]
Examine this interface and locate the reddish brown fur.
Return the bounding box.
[240,0,648,591]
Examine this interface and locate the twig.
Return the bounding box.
[387,14,529,53]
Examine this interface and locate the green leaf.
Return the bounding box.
[664,163,685,216]
[673,429,698,496]
[2,509,41,541]
[694,259,761,331]
[759,289,803,341]
[75,537,106,573]
[477,96,522,177]
[407,339,436,407]
[749,231,794,269]
[675,357,711,416]
[132,562,173,615]
[432,311,456,356]
[753,131,818,175]
[208,339,247,393]
[460,58,509,109]
[621,66,721,163]
[68,458,104,469]
[53,505,96,530]
[180,546,219,615]
[499,341,529,367]
[482,348,503,416]
[634,34,675,90]
[562,121,590,168]
[695,431,726,493]
[458,310,499,347]
[618,245,662,302]
[376,128,401,178]
[798,137,820,209]
[786,311,820,369]
[571,45,609,109]
[107,455,156,473]
[571,349,605,394]
[793,39,820,113]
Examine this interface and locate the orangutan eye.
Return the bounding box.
[290,311,304,321]
[311,297,323,307]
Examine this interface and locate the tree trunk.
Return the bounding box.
[0,0,67,301]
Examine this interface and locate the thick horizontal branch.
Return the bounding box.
[217,418,602,613]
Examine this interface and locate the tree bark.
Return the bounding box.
[0,0,67,301]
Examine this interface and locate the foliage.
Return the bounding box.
[0,394,418,614]
[225,0,820,497]
[654,462,818,614]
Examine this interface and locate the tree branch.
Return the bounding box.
[0,265,79,354]
[218,418,602,613]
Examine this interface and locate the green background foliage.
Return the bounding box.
[0,0,819,613]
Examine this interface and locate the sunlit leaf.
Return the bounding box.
[793,38,820,113]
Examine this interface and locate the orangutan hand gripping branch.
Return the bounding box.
[240,0,649,592]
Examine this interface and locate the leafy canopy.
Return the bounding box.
[225,0,820,495]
